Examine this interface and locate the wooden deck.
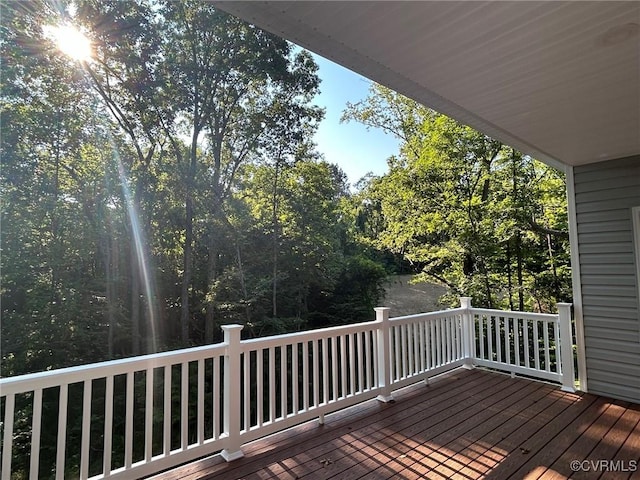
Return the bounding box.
[149,369,640,480]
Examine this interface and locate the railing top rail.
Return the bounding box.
[240,319,379,350]
[389,307,465,325]
[0,342,227,395]
[469,307,558,321]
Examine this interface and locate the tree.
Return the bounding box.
[344,84,570,310]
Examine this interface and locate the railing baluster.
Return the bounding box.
[396,325,407,380]
[322,338,329,404]
[29,389,43,480]
[419,320,426,372]
[365,331,372,390]
[164,366,171,453]
[478,314,485,360]
[243,353,250,430]
[125,372,134,469]
[349,335,356,395]
[514,318,521,366]
[256,350,263,428]
[357,332,363,393]
[302,341,309,410]
[487,316,493,362]
[534,320,540,370]
[429,320,438,369]
[280,346,287,418]
[331,337,338,401]
[181,363,188,450]
[448,317,453,361]
[372,328,379,388]
[55,384,68,480]
[269,347,275,422]
[292,343,299,414]
[505,318,511,365]
[312,340,319,407]
[544,321,551,371]
[403,325,415,378]
[146,368,154,460]
[394,325,401,381]
[554,320,561,373]
[104,375,114,476]
[2,393,15,480]
[495,317,502,364]
[198,359,205,443]
[435,318,442,366]
[523,319,530,369]
[80,380,91,479]
[213,357,220,439]
[340,335,347,398]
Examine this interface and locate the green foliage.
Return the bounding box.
[344,84,571,311]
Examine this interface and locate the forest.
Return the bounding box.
[1,0,572,380]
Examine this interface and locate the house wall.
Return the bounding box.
[574,155,640,403]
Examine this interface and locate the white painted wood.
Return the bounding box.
[292,343,299,414]
[356,333,364,393]
[2,393,15,480]
[269,347,275,423]
[163,366,171,454]
[80,381,92,479]
[220,324,244,461]
[256,350,263,428]
[302,341,309,410]
[104,375,114,477]
[243,352,250,430]
[125,373,134,469]
[55,384,68,480]
[340,335,347,398]
[198,359,205,444]
[213,356,220,440]
[145,368,154,460]
[375,307,393,402]
[180,363,187,451]
[322,338,329,405]
[29,389,43,480]
[280,345,287,418]
[543,322,551,372]
[558,303,576,392]
[312,340,319,408]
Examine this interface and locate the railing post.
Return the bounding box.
[375,307,393,403]
[220,324,245,461]
[557,303,576,393]
[460,297,475,369]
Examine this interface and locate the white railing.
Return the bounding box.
[0,298,574,480]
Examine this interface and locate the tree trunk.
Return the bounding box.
[506,241,514,311]
[272,161,281,318]
[516,231,525,311]
[205,233,218,344]
[180,192,193,345]
[130,241,141,356]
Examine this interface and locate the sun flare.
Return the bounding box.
[44,24,92,61]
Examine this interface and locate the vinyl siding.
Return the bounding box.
[574,155,640,403]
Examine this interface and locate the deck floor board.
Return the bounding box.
[148,369,640,480]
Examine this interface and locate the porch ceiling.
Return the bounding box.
[213,1,640,170]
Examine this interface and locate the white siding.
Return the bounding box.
[574,155,640,403]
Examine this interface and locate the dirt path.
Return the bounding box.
[381,274,447,316]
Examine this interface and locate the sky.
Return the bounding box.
[310,54,400,187]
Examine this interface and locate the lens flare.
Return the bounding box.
[44,24,92,61]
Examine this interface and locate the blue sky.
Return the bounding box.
[310,54,400,187]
